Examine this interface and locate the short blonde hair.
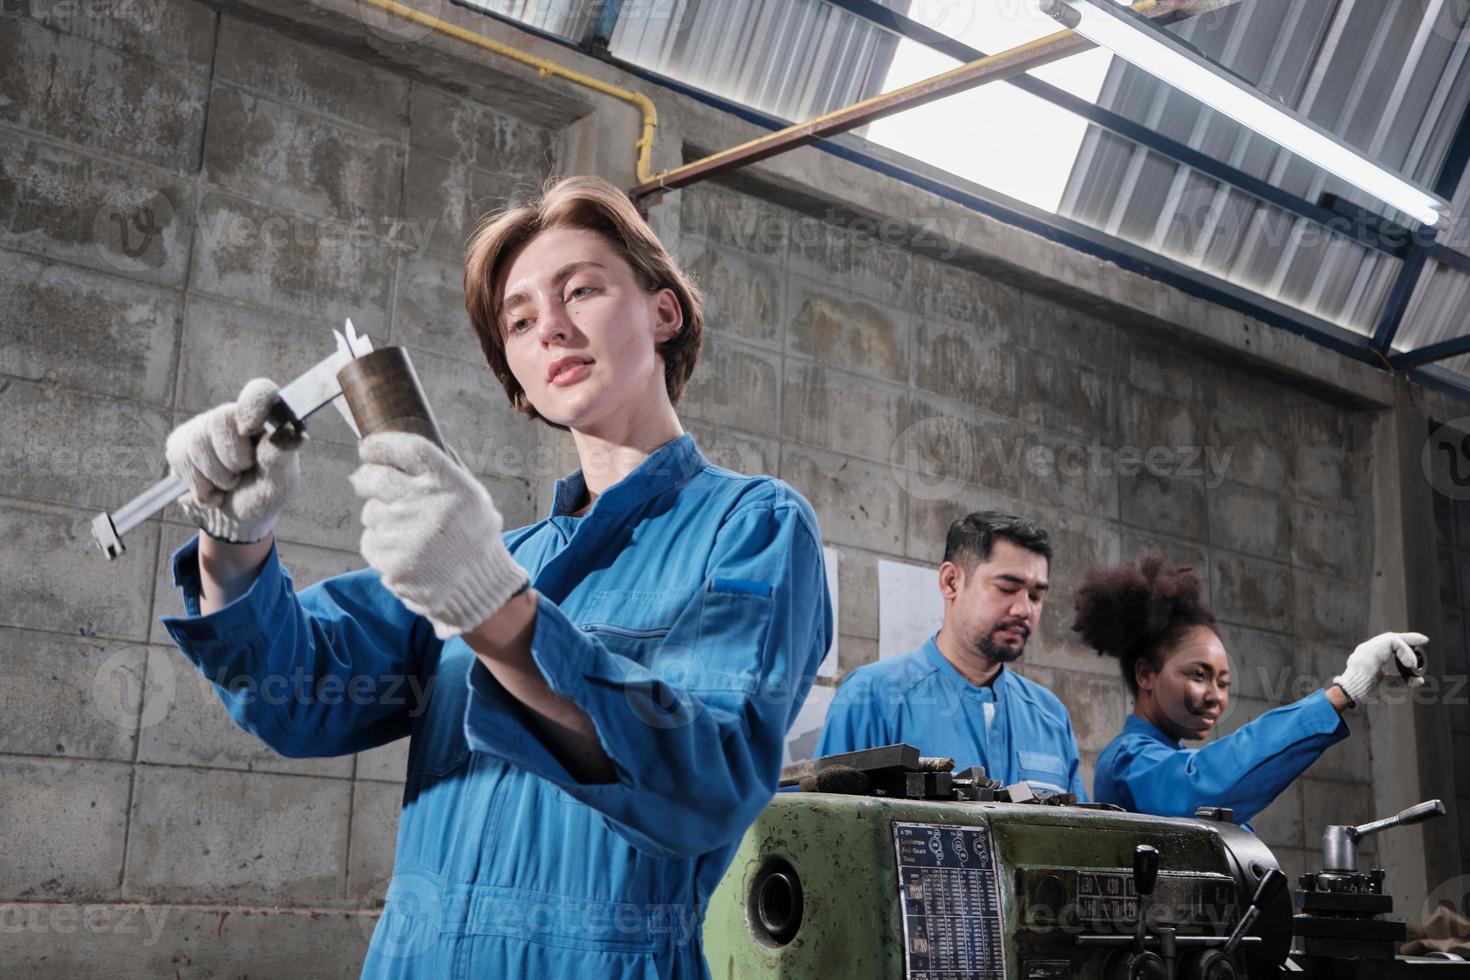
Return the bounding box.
[463,176,705,425]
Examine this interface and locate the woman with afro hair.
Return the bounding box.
[1073,552,1428,825]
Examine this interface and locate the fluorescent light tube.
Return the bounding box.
[1041,0,1451,228]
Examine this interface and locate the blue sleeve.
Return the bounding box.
[814,667,890,758]
[1109,691,1348,822]
[1063,716,1089,803]
[463,497,832,859]
[159,534,441,758]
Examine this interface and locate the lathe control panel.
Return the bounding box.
[1016,867,1238,932]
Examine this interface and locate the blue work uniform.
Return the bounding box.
[160,434,832,979]
[1092,689,1348,824]
[814,636,1088,799]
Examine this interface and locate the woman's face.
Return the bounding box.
[1137,624,1231,742]
[497,227,681,432]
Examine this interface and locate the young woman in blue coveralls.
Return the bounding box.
[1073,552,1427,826]
[159,176,833,979]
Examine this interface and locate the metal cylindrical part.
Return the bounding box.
[1321,826,1356,872]
[336,347,445,449]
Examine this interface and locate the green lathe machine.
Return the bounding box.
[704,744,1466,980]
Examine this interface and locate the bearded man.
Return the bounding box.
[816,511,1086,798]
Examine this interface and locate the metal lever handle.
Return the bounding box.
[1351,799,1446,841]
[1133,844,1160,953]
[1221,868,1285,956]
[1323,799,1445,871]
[1134,844,1160,897]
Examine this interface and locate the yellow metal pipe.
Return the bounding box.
[355,0,658,184]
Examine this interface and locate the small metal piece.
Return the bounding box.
[1195,807,1236,822]
[273,330,365,433]
[331,318,369,436]
[90,511,125,561]
[1039,0,1081,28]
[1007,783,1039,804]
[337,346,446,449]
[91,473,191,558]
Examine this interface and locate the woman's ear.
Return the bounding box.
[1134,657,1156,694]
[651,287,682,343]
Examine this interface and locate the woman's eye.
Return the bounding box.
[508,318,530,334]
[568,285,598,299]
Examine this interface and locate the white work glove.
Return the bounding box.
[165,378,304,544]
[1332,631,1429,705]
[349,432,529,640]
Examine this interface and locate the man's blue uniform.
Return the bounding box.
[1093,689,1347,825]
[815,636,1087,798]
[160,434,832,979]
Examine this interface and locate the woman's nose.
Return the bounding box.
[536,302,573,344]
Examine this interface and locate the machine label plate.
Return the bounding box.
[893,822,1005,979]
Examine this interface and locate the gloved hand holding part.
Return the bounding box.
[1332,631,1429,706]
[165,377,305,544]
[350,431,529,640]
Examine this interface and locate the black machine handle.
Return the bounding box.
[1134,844,1161,898]
[1221,869,1285,957]
[1132,845,1161,955]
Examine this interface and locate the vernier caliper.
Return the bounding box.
[89,321,375,559]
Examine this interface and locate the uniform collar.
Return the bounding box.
[921,634,1009,697]
[1122,712,1183,749]
[549,432,707,517]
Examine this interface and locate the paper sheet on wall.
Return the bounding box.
[818,546,839,679]
[878,559,943,660]
[782,680,835,768]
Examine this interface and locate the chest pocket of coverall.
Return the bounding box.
[578,581,772,715]
[405,643,474,780]
[575,587,686,661]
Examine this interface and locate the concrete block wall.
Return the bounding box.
[0,0,1433,974]
[1,3,558,975]
[666,178,1385,887]
[1428,424,1470,881]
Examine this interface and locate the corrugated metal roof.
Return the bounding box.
[468,0,912,122]
[465,0,599,40]
[608,0,912,121]
[1059,0,1470,374]
[471,0,1470,383]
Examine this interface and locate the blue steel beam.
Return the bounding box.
[580,0,626,52]
[1392,334,1470,369]
[1372,248,1430,350]
[1425,242,1470,277]
[1372,80,1470,353]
